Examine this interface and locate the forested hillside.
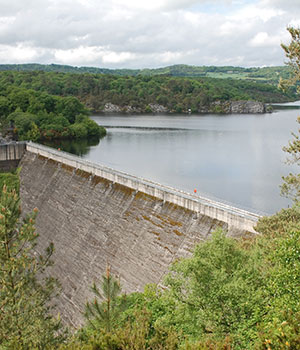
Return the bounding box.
[0,63,292,84]
[0,71,295,115]
[0,72,106,142]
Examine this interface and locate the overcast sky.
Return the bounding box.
[0,0,299,69]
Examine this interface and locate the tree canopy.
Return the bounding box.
[0,186,66,349]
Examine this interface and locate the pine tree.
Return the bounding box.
[84,265,125,333]
[0,185,65,349]
[280,27,300,93]
[279,27,300,201]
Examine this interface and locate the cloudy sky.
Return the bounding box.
[0,0,299,69]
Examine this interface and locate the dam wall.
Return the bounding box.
[25,142,259,233]
[18,142,260,327]
[0,141,26,171]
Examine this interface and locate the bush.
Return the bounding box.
[69,123,88,138]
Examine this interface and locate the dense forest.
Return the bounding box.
[0,71,296,118]
[0,72,106,142]
[0,63,292,84]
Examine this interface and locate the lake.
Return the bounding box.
[50,103,300,214]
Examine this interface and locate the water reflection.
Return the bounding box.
[89,110,299,214]
[43,136,101,156]
[42,106,300,214]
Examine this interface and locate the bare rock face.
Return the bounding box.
[122,105,142,113]
[230,100,266,114]
[101,100,266,114]
[149,103,168,113]
[103,103,122,113]
[198,100,266,114]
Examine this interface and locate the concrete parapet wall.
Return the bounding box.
[25,142,260,233]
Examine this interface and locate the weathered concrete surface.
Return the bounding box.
[25,143,259,234]
[19,145,259,328]
[0,142,26,171]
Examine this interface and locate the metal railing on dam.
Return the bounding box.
[24,142,261,233]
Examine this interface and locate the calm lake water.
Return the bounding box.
[51,103,300,214]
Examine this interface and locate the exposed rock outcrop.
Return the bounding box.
[122,105,142,113]
[103,102,122,113]
[149,103,168,113]
[198,100,266,114]
[100,100,267,114]
[230,100,266,114]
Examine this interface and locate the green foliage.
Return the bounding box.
[60,309,180,350]
[0,169,19,193]
[162,230,265,348]
[256,310,300,350]
[280,116,300,201]
[69,123,88,139]
[0,70,295,119]
[55,96,87,123]
[84,266,126,333]
[255,204,300,315]
[61,218,299,349]
[0,96,11,118]
[279,27,300,94]
[277,29,300,201]
[0,63,293,84]
[8,110,38,141]
[183,337,232,350]
[0,85,105,141]
[0,186,65,349]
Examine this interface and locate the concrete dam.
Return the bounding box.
[1,142,261,327]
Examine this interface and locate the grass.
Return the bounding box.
[206,72,269,82]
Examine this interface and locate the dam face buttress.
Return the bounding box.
[3,142,259,327]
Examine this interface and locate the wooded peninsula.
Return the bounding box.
[0,65,296,142]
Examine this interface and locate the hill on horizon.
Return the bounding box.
[0,63,292,84]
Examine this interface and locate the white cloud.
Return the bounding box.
[102,51,136,64]
[54,46,105,65]
[110,0,228,12]
[0,43,40,62]
[249,32,281,47]
[0,0,299,68]
[261,0,300,11]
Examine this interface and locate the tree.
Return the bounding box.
[278,27,300,201]
[163,230,265,348]
[0,96,11,118]
[84,265,126,333]
[254,204,300,348]
[0,186,64,349]
[280,27,300,93]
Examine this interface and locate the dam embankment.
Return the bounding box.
[15,142,260,327]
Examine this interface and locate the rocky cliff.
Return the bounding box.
[98,100,266,114]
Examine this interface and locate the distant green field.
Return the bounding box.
[0,63,293,85]
[206,72,249,79]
